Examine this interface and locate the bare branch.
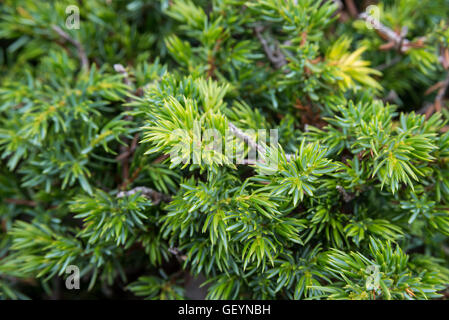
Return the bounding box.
[336,185,356,202]
[254,26,288,70]
[168,247,187,261]
[5,198,37,207]
[52,25,89,70]
[420,72,449,117]
[344,0,358,18]
[434,72,449,112]
[117,186,171,205]
[114,64,138,189]
[358,13,413,53]
[114,64,132,87]
[359,12,449,117]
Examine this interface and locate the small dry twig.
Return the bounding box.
[344,0,358,18]
[168,247,187,261]
[434,72,449,113]
[254,26,288,70]
[52,25,89,70]
[336,185,356,202]
[114,64,139,189]
[358,13,420,53]
[5,198,38,207]
[117,186,171,205]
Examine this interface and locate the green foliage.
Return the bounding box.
[317,238,447,300]
[128,270,185,300]
[71,190,153,246]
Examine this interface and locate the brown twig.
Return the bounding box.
[344,0,358,18]
[439,47,449,70]
[114,64,138,190]
[152,154,170,165]
[331,0,349,22]
[382,90,400,104]
[358,12,449,117]
[52,25,89,70]
[125,166,143,187]
[336,185,356,202]
[168,247,187,261]
[294,98,326,129]
[117,186,171,205]
[254,26,288,70]
[207,38,222,79]
[113,64,132,87]
[4,198,37,207]
[420,70,449,118]
[116,133,139,162]
[434,72,449,113]
[358,13,421,54]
